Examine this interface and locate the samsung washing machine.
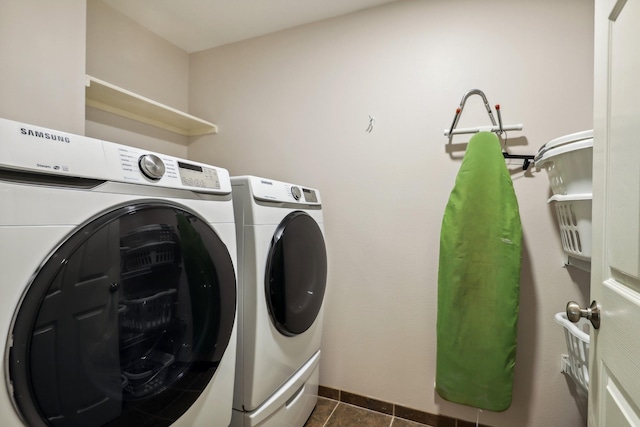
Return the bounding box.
[230,176,327,427]
[0,118,238,427]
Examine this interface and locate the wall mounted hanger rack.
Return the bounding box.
[503,152,535,171]
[444,89,535,170]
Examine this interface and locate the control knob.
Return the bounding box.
[138,154,165,181]
[291,186,302,201]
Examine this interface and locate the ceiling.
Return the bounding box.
[102,0,400,54]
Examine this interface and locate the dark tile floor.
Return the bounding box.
[304,397,432,427]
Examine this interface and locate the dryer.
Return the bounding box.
[0,118,238,427]
[230,176,327,427]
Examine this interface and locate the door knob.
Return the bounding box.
[566,300,600,329]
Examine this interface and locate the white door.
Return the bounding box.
[589,0,640,425]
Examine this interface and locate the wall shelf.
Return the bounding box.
[85,75,218,136]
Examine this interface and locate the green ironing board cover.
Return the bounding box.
[436,132,522,412]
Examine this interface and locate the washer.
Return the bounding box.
[0,118,238,427]
[230,176,327,427]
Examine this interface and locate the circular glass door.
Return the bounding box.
[265,211,327,336]
[8,201,236,427]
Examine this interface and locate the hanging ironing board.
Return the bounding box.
[436,91,523,411]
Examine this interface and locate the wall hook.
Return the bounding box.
[366,115,376,133]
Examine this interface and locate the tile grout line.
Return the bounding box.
[320,399,417,427]
[320,398,340,427]
[341,401,395,424]
[318,399,396,425]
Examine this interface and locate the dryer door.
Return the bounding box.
[8,202,236,427]
[265,211,327,336]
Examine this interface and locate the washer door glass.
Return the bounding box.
[265,211,327,336]
[9,202,236,427]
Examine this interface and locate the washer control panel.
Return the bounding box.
[106,143,227,192]
[0,117,231,194]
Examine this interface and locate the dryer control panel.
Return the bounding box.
[242,175,322,206]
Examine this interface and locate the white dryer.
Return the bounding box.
[230,176,327,427]
[0,118,238,427]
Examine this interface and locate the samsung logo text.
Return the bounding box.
[20,128,70,143]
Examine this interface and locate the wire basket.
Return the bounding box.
[121,289,177,332]
[123,351,175,397]
[121,241,180,273]
[555,312,590,394]
[121,224,177,248]
[548,195,592,261]
[120,224,181,277]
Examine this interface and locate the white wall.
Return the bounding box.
[85,0,191,157]
[188,0,594,426]
[0,0,86,133]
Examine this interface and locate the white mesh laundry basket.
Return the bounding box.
[537,131,594,266]
[555,312,590,394]
[548,194,592,260]
[535,130,593,196]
